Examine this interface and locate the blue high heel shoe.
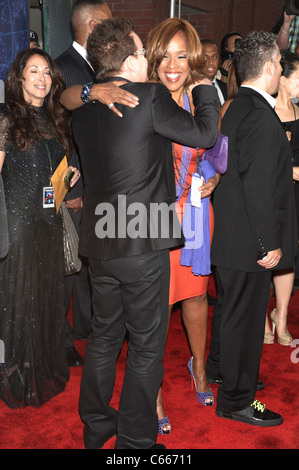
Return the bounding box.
[158,416,171,435]
[187,357,214,407]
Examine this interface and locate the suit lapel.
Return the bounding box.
[70,46,96,81]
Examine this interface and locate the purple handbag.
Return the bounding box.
[201,134,228,174]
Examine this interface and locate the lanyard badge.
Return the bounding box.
[43,186,55,208]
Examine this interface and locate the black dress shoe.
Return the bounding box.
[150,444,166,449]
[208,376,264,391]
[216,400,283,427]
[66,346,83,367]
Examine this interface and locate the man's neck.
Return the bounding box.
[113,72,136,82]
[241,82,277,108]
[242,79,267,93]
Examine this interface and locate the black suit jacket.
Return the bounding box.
[55,45,95,87]
[72,81,219,261]
[216,79,227,102]
[55,45,96,201]
[211,86,298,272]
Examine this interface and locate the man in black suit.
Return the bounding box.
[209,31,297,427]
[201,39,227,105]
[70,18,219,449]
[55,0,112,366]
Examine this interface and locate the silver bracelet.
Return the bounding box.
[281,28,289,34]
[81,82,95,104]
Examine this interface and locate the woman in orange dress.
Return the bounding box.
[147,18,221,433]
[170,145,215,304]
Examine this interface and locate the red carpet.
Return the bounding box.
[0,280,298,450]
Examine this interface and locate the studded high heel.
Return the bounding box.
[158,416,171,435]
[187,357,214,406]
[270,308,292,346]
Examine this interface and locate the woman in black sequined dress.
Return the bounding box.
[0,48,80,408]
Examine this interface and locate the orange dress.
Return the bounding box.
[169,142,214,305]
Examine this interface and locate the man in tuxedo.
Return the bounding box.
[201,39,227,105]
[209,31,297,426]
[55,0,112,366]
[71,17,219,449]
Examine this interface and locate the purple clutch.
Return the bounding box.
[201,134,228,174]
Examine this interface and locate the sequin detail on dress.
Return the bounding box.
[0,106,69,408]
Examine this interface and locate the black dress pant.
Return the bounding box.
[207,267,271,413]
[79,250,170,449]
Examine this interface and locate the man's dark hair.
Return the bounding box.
[71,0,107,33]
[201,39,217,48]
[72,0,107,12]
[87,17,136,80]
[234,31,278,83]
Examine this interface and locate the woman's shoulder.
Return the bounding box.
[0,111,9,130]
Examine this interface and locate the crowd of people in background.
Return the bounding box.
[0,0,298,451]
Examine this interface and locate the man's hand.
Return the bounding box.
[61,82,139,117]
[65,197,83,214]
[293,166,299,181]
[257,248,282,269]
[90,82,139,117]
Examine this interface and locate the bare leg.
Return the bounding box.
[181,293,211,399]
[271,268,294,343]
[156,305,172,432]
[264,288,274,343]
[157,292,212,426]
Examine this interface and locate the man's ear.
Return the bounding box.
[88,18,96,33]
[264,59,274,77]
[126,55,137,75]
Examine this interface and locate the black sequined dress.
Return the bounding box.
[0,106,69,408]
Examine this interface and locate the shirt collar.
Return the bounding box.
[212,79,225,105]
[72,41,94,70]
[241,85,276,108]
[72,41,87,59]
